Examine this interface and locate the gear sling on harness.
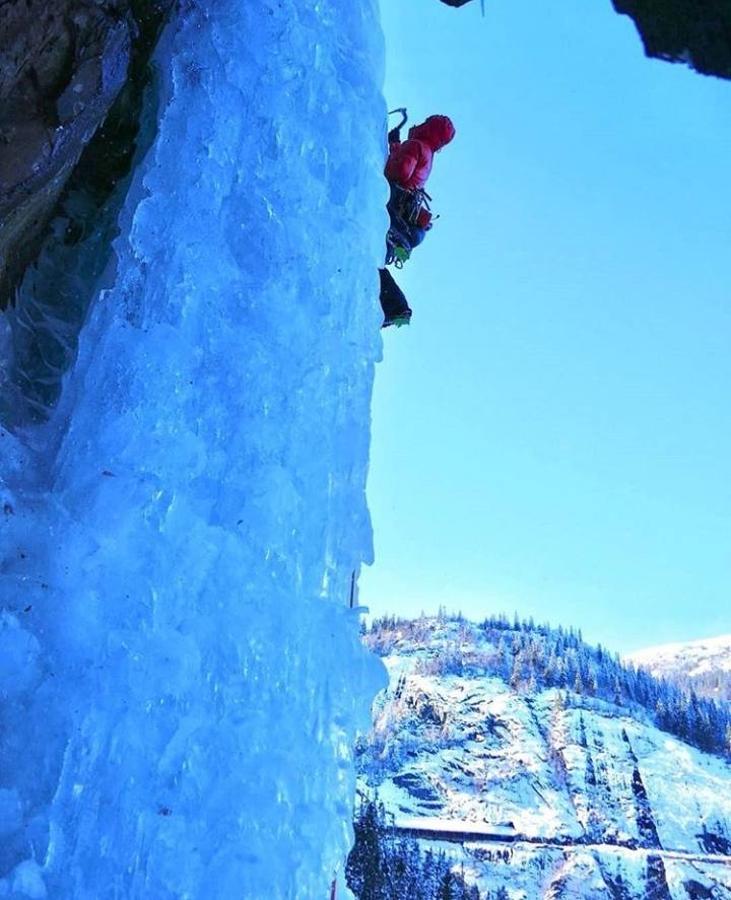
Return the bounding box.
[385,184,433,267]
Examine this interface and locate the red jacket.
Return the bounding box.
[385,115,455,191]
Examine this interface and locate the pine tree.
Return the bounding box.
[572,665,584,695]
[578,714,588,747]
[347,799,387,899]
[437,871,456,900]
[644,855,672,899]
[612,675,622,706]
[509,650,525,690]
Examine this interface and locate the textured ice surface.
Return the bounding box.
[0,0,387,897]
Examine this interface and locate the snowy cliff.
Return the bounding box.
[358,617,731,899]
[0,1,386,897]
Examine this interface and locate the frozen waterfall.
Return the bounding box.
[0,0,387,896]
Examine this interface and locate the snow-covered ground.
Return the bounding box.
[360,617,731,898]
[0,0,387,897]
[628,634,731,679]
[372,664,731,849]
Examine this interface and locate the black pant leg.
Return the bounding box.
[378,268,411,325]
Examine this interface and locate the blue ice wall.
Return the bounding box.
[0,0,387,896]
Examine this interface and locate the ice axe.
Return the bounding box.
[388,107,408,132]
[387,107,408,144]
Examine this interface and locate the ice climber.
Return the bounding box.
[379,113,455,328]
[385,114,456,195]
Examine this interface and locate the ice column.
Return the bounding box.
[0,0,387,896]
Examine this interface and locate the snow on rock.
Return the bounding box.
[359,616,731,898]
[0,0,387,896]
[370,660,731,850]
[627,634,731,679]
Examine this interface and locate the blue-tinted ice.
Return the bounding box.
[0,0,387,896]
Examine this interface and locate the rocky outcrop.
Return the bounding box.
[0,1,132,308]
[611,0,731,78]
[438,0,731,80]
[0,0,174,424]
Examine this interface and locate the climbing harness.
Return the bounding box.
[385,184,435,268]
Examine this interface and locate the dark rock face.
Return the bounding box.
[0,1,133,308]
[611,0,731,78]
[437,0,731,79]
[0,0,174,425]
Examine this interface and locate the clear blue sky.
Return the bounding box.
[360,0,731,654]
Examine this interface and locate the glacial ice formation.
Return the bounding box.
[0,0,387,896]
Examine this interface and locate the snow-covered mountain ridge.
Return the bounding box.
[627,635,731,703]
[357,616,731,899]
